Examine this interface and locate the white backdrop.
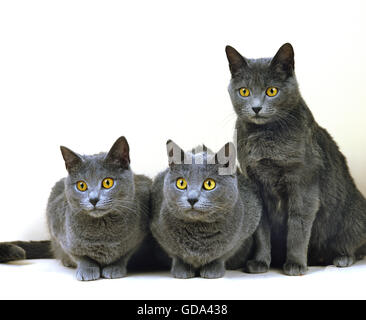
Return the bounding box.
[0,0,365,300]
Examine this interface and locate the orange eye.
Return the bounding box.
[76,181,88,192]
[102,178,114,189]
[239,88,250,97]
[266,87,278,97]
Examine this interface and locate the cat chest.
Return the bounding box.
[163,224,235,267]
[64,220,141,264]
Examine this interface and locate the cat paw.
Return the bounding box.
[333,255,355,268]
[102,265,127,279]
[61,257,77,268]
[171,266,195,279]
[200,267,225,279]
[245,260,269,274]
[283,261,307,276]
[76,266,100,281]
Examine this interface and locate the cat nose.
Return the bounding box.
[252,107,262,114]
[188,198,199,207]
[89,198,99,207]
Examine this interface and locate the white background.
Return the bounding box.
[0,0,366,300]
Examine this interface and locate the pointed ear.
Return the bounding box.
[225,45,248,76]
[105,136,130,169]
[270,43,295,76]
[60,146,83,172]
[214,142,236,175]
[166,140,185,168]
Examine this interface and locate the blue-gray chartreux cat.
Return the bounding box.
[47,136,151,281]
[226,43,366,276]
[150,140,268,279]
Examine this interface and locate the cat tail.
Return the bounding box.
[0,241,53,262]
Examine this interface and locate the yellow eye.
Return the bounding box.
[266,87,278,97]
[239,88,250,97]
[203,179,216,191]
[76,181,88,192]
[176,178,187,190]
[102,178,114,189]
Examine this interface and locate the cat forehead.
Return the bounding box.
[70,153,123,177]
[231,57,283,85]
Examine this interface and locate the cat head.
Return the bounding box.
[226,43,301,125]
[60,136,134,218]
[163,140,238,222]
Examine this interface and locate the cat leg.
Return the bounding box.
[51,239,77,268]
[61,255,77,268]
[332,236,360,267]
[171,257,195,279]
[74,256,101,281]
[101,254,131,279]
[332,198,366,267]
[245,214,271,274]
[200,259,226,279]
[284,184,319,276]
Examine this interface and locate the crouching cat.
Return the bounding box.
[47,136,151,281]
[151,141,266,279]
[226,43,366,276]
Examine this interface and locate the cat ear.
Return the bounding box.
[166,140,185,168]
[105,136,130,169]
[270,43,295,76]
[225,45,248,76]
[60,146,83,172]
[214,142,236,173]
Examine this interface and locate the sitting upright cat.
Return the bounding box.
[226,43,366,275]
[151,141,266,279]
[47,136,151,281]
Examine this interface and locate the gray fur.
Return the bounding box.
[47,136,151,281]
[151,141,264,279]
[226,43,366,275]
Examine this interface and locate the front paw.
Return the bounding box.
[333,255,355,268]
[200,262,225,279]
[245,260,269,274]
[76,266,101,281]
[171,264,195,279]
[283,261,307,276]
[102,265,127,279]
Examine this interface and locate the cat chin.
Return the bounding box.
[247,116,272,125]
[179,209,216,222]
[85,209,110,218]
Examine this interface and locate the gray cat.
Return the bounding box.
[150,141,265,279]
[226,43,366,276]
[47,136,151,281]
